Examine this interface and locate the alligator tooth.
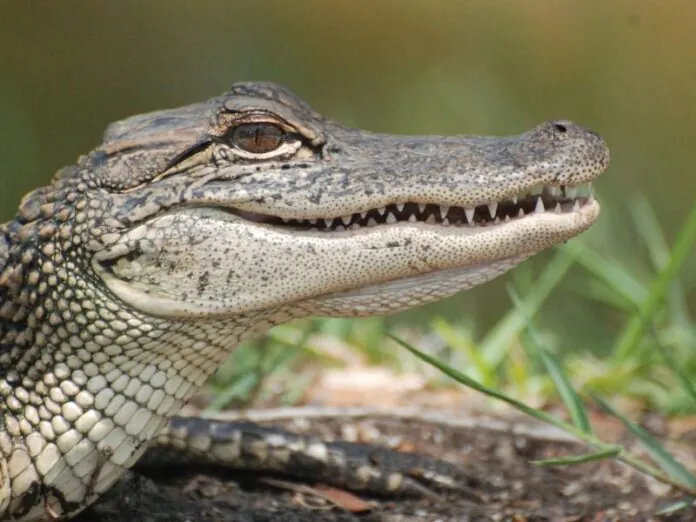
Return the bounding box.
[396,203,405,212]
[534,197,545,213]
[324,219,333,227]
[385,212,397,224]
[367,217,378,227]
[440,206,450,219]
[334,225,345,231]
[340,215,352,226]
[494,217,500,224]
[487,202,498,218]
[418,203,426,213]
[511,195,518,205]
[349,223,361,230]
[442,218,450,226]
[464,208,475,223]
[425,214,436,224]
[572,200,580,211]
[554,203,562,213]
[408,214,417,223]
[360,211,368,219]
[518,208,525,217]
[565,187,577,199]
[504,215,511,222]
[376,207,386,216]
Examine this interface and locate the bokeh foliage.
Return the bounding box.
[1,1,694,409]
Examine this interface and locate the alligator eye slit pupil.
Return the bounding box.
[230,122,284,153]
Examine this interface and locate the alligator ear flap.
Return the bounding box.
[161,139,212,174]
[84,146,163,192]
[90,98,221,191]
[86,128,209,192]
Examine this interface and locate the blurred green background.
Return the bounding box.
[1,1,695,407]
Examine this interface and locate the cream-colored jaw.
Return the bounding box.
[98,191,599,320]
[311,197,599,315]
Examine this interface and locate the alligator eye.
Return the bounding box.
[229,122,285,154]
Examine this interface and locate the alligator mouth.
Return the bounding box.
[236,183,594,231]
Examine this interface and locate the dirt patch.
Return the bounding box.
[77,411,695,521]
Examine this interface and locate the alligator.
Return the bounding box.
[0,82,610,520]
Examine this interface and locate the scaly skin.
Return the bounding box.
[0,82,609,520]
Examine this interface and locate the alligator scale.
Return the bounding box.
[0,83,610,520]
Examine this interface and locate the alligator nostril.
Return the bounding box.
[554,123,567,133]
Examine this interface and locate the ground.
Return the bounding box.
[78,409,696,521]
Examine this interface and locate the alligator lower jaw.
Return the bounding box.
[232,182,595,231]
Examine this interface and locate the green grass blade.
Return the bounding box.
[430,318,495,385]
[390,333,586,436]
[532,446,621,466]
[655,500,693,516]
[613,200,696,361]
[393,333,696,494]
[538,348,592,433]
[594,395,696,488]
[508,288,592,434]
[650,325,696,408]
[207,373,259,410]
[629,195,691,328]
[208,322,316,410]
[479,251,574,368]
[562,240,647,305]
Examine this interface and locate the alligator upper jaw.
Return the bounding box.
[228,181,595,233]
